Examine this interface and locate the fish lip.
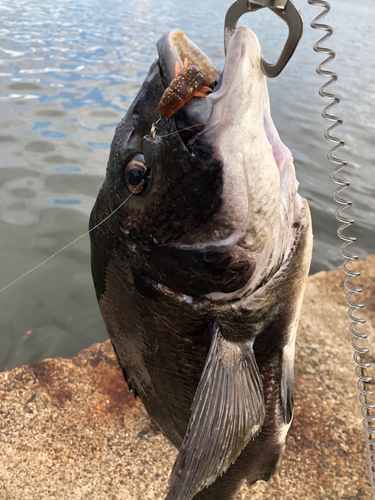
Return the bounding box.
[157,30,220,88]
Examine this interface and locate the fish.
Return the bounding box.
[89,27,312,500]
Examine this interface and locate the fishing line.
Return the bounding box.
[0,192,134,294]
[153,122,206,139]
[0,120,205,293]
[1,122,205,295]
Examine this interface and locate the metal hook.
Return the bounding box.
[224,0,303,78]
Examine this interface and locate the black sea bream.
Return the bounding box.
[90,27,312,500]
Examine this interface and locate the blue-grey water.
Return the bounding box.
[0,0,374,371]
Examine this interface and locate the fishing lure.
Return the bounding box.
[158,57,212,119]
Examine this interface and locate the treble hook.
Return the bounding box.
[224,0,303,77]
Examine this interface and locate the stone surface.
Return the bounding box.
[1,256,374,499]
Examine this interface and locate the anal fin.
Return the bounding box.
[165,320,265,500]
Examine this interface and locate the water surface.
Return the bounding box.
[0,0,374,370]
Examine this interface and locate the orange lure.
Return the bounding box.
[158,57,212,119]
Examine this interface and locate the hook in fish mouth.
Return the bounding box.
[155,30,221,143]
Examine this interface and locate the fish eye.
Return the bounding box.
[124,154,147,194]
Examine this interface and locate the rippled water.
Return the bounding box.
[0,0,374,370]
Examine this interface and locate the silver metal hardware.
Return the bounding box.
[309,1,375,497]
[224,0,303,77]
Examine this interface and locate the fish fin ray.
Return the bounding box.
[281,345,294,424]
[165,320,265,500]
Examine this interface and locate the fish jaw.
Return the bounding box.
[166,26,306,298]
[189,26,300,250]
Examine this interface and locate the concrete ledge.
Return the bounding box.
[1,256,374,499]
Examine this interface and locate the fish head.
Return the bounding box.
[98,31,222,249]
[91,26,308,300]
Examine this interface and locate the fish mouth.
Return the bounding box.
[156,31,221,140]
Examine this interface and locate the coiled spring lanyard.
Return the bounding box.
[225,0,374,497]
[309,2,374,497]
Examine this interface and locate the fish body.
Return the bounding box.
[90,28,312,500]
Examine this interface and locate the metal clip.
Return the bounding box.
[224,0,303,77]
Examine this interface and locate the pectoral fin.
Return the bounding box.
[165,320,265,500]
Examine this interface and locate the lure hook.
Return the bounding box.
[224,0,303,77]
